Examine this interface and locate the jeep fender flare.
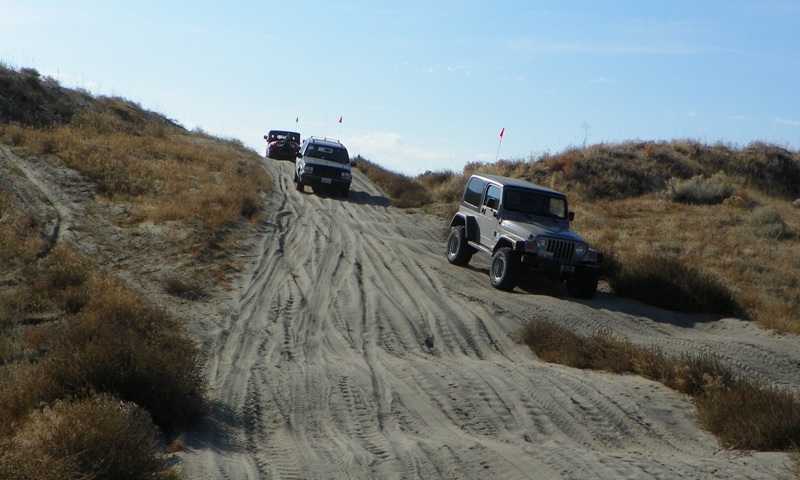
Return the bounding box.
[449,214,478,242]
[491,237,516,255]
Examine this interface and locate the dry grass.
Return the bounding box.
[0,395,180,480]
[3,108,270,244]
[356,157,432,208]
[357,139,800,334]
[517,320,800,451]
[0,65,260,478]
[0,239,204,477]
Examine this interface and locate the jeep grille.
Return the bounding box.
[312,165,346,179]
[544,239,575,260]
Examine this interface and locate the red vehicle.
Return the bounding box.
[264,130,301,160]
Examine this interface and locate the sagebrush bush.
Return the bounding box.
[750,206,791,239]
[48,276,207,431]
[357,158,432,207]
[603,250,742,316]
[0,395,179,480]
[666,172,735,204]
[518,319,800,452]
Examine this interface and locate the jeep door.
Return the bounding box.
[477,184,502,249]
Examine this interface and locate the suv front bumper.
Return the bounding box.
[298,173,351,190]
[521,253,601,278]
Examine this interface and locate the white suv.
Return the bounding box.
[294,137,352,198]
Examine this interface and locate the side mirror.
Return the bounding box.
[350,159,358,167]
[296,152,303,159]
[568,211,575,221]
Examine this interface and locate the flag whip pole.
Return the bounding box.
[495,128,505,162]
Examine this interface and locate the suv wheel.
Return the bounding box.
[294,173,304,192]
[446,226,474,266]
[566,272,599,299]
[489,247,521,291]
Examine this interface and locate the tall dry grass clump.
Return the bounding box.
[1,187,203,478]
[2,86,270,254]
[356,157,432,207]
[0,395,180,480]
[518,319,800,451]
[601,249,742,316]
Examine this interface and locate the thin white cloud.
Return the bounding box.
[589,77,616,84]
[731,115,761,123]
[342,131,455,173]
[686,110,697,118]
[775,117,800,127]
[507,38,714,55]
[395,61,471,76]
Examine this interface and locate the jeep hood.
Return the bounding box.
[501,219,586,243]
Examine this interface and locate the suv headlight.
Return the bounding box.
[341,171,352,180]
[536,238,548,249]
[303,165,314,174]
[575,244,586,256]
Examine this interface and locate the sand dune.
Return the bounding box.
[178,160,796,479]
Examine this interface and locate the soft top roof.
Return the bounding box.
[469,174,565,197]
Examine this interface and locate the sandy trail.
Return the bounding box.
[179,159,797,479]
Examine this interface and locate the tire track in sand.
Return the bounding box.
[181,159,796,479]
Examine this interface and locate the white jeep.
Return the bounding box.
[447,174,602,297]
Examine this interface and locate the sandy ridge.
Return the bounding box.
[179,159,796,479]
[2,144,794,479]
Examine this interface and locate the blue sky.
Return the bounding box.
[2,1,799,175]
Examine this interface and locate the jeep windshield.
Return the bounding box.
[503,188,567,220]
[306,145,350,165]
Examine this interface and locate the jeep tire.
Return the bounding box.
[489,247,522,291]
[294,174,304,192]
[566,272,599,299]
[446,226,474,266]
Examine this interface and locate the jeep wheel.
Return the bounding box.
[340,187,350,198]
[566,273,599,299]
[489,247,521,291]
[446,226,474,266]
[294,174,304,192]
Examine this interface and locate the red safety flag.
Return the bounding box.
[499,127,505,139]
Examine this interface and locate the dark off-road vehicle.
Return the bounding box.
[294,137,352,198]
[447,174,602,298]
[264,130,301,160]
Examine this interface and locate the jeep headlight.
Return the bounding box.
[575,244,586,256]
[536,238,548,249]
[341,171,352,180]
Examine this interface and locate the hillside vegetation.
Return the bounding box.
[360,140,800,335]
[3,63,800,477]
[0,65,269,479]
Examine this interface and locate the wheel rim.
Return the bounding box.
[491,255,506,280]
[448,235,459,256]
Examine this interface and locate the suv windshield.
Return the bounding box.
[306,144,349,164]
[503,188,567,219]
